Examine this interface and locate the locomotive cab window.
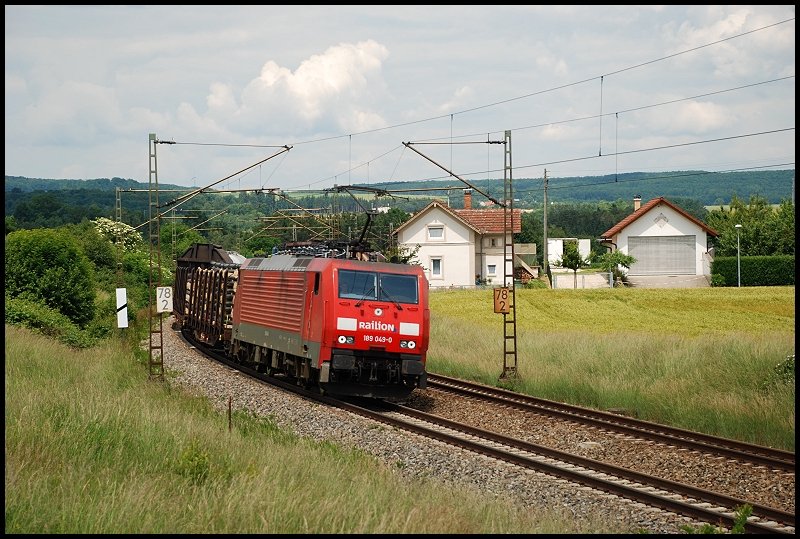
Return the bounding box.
[338,269,418,305]
[379,273,418,304]
[338,270,377,300]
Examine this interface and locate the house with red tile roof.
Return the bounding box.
[392,190,526,288]
[599,196,719,277]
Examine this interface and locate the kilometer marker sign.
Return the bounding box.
[157,286,173,313]
[493,287,510,314]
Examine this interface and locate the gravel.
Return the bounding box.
[405,388,795,513]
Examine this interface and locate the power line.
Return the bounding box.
[306,76,794,186]
[416,77,795,143]
[158,17,794,189]
[339,129,796,187]
[284,17,794,147]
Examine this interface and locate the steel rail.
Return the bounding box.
[427,372,795,471]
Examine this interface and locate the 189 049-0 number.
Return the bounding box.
[364,335,392,343]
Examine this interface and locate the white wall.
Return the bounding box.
[548,238,591,266]
[397,206,475,288]
[475,233,514,286]
[614,204,709,275]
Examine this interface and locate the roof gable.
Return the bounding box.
[600,197,719,239]
[392,200,479,236]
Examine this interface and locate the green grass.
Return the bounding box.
[5,324,622,534]
[428,286,795,450]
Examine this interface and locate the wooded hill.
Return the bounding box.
[7,169,793,206]
[5,169,794,232]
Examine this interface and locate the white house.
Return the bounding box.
[392,191,523,288]
[599,196,719,276]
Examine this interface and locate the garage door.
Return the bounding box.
[628,236,695,275]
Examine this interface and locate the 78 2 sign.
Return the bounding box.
[157,286,173,313]
[493,287,510,314]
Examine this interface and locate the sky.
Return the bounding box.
[4,5,795,195]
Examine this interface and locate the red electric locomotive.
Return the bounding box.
[174,243,430,399]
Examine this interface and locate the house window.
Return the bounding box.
[430,257,442,279]
[427,226,444,241]
[487,264,497,276]
[490,238,497,247]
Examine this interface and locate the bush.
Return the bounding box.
[711,255,795,286]
[5,228,96,326]
[91,217,143,252]
[5,295,95,348]
[520,279,548,289]
[63,221,118,271]
[760,355,795,392]
[710,273,726,287]
[123,250,174,288]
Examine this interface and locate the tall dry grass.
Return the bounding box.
[428,286,795,450]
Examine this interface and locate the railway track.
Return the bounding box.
[180,330,795,534]
[425,373,795,472]
[365,400,795,534]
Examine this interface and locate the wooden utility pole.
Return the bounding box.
[543,169,549,284]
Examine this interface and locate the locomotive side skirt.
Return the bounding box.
[233,321,321,362]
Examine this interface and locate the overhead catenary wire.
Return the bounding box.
[280,18,794,146]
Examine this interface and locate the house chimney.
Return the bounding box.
[633,195,641,211]
[464,188,472,209]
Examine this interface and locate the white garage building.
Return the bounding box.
[599,196,719,277]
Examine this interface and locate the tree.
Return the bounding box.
[159,221,206,260]
[240,234,282,258]
[557,240,590,289]
[595,250,637,284]
[706,195,795,257]
[62,221,117,271]
[5,215,18,235]
[91,217,143,252]
[385,243,422,265]
[5,228,96,326]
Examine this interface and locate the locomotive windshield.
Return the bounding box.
[338,269,419,305]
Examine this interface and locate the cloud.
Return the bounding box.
[9,80,124,145]
[207,82,239,116]
[4,73,28,98]
[217,39,391,137]
[650,100,732,134]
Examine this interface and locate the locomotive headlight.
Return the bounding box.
[400,340,416,349]
[338,335,355,344]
